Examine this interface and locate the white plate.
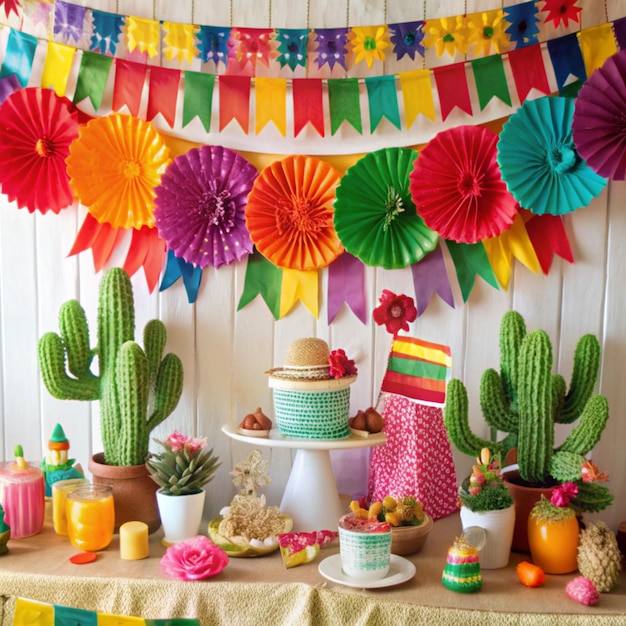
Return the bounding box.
[318,553,416,589]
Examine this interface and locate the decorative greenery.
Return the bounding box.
[530,494,577,523]
[458,448,513,512]
[38,267,184,467]
[443,311,613,514]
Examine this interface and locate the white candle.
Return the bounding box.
[119,521,149,560]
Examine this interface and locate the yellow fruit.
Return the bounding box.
[368,501,383,519]
[385,511,402,526]
[382,496,397,511]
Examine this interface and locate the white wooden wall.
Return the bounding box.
[0,0,625,532]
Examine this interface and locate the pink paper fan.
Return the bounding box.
[154,146,258,269]
[409,125,518,243]
[573,49,626,181]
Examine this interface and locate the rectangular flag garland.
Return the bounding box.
[380,336,452,405]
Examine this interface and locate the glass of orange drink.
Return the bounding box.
[66,484,115,551]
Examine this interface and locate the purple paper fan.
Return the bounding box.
[154,145,258,268]
[572,49,626,181]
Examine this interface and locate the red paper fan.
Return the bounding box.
[0,87,79,213]
[245,155,344,270]
[409,125,518,243]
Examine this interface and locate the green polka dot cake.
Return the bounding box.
[267,338,357,440]
[442,536,482,593]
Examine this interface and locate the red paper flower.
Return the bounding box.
[160,535,229,581]
[551,482,578,507]
[329,349,357,378]
[373,290,417,336]
[541,0,581,28]
[0,0,20,18]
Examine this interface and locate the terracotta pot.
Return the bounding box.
[503,469,556,553]
[88,453,160,534]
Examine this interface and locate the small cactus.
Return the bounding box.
[38,268,184,467]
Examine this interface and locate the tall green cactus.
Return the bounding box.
[38,268,184,467]
[444,311,613,513]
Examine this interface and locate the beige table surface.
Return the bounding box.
[0,510,624,625]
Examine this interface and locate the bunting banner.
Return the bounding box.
[237,249,282,320]
[410,246,455,315]
[160,250,204,303]
[327,252,367,324]
[445,240,500,302]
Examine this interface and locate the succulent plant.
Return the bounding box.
[38,267,184,467]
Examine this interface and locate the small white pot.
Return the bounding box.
[157,489,206,545]
[460,505,516,569]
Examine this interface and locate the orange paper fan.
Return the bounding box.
[245,155,344,270]
[66,113,170,229]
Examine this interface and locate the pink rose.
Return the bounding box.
[160,535,229,581]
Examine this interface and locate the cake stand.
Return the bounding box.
[221,424,385,532]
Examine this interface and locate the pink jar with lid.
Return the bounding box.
[0,461,45,538]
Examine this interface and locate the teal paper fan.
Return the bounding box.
[334,147,439,269]
[497,96,607,216]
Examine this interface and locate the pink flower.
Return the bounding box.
[328,349,357,378]
[551,482,579,508]
[160,535,229,581]
[581,460,609,483]
[166,431,207,454]
[372,289,417,336]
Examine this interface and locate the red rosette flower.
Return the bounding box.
[328,349,357,378]
[373,289,417,336]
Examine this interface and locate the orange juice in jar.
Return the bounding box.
[67,484,115,551]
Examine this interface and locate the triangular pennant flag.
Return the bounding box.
[219,75,251,133]
[160,250,203,303]
[162,21,198,63]
[433,63,472,121]
[364,74,401,132]
[577,24,618,78]
[255,77,286,136]
[524,213,574,274]
[613,17,626,50]
[54,603,98,626]
[547,34,587,92]
[280,268,319,318]
[0,29,37,86]
[183,71,214,132]
[0,73,21,105]
[507,44,550,103]
[90,9,124,55]
[112,59,147,115]
[14,598,53,626]
[74,51,113,110]
[237,249,282,319]
[445,240,499,301]
[399,69,435,125]
[410,246,455,315]
[327,252,367,324]
[471,54,512,110]
[147,66,180,128]
[327,78,362,134]
[41,41,75,96]
[126,16,160,57]
[98,614,145,626]
[123,227,166,293]
[68,213,127,272]
[54,0,87,43]
[292,78,324,137]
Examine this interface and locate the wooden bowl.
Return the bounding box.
[390,514,433,556]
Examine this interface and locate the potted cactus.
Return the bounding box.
[443,311,613,551]
[38,267,184,532]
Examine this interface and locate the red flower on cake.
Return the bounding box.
[541,0,581,28]
[373,290,417,336]
[329,349,357,378]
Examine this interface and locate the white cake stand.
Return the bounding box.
[221,424,385,532]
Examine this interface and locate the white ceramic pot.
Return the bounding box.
[460,505,515,569]
[157,489,206,545]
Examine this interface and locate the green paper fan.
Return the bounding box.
[334,148,439,269]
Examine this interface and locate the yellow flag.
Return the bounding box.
[483,214,540,290]
[280,269,319,318]
[98,614,146,626]
[41,41,74,96]
[13,598,54,626]
[255,78,287,136]
[163,22,198,63]
[126,16,160,57]
[578,24,617,78]
[399,70,435,127]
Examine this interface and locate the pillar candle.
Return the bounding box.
[120,521,149,560]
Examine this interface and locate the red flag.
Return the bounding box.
[219,75,251,133]
[123,226,166,293]
[507,44,550,104]
[433,63,472,121]
[112,59,147,116]
[68,213,127,272]
[147,66,180,128]
[524,214,574,274]
[292,78,324,137]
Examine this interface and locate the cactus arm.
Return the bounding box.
[517,330,554,483]
[499,310,526,408]
[551,374,566,420]
[480,368,519,433]
[571,481,614,513]
[147,353,184,433]
[58,300,96,378]
[144,319,167,385]
[550,451,586,482]
[559,334,601,424]
[556,394,609,456]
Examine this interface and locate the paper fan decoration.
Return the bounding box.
[334,148,438,269]
[498,96,607,215]
[410,125,518,244]
[66,113,170,229]
[0,87,79,213]
[245,155,343,271]
[154,146,257,269]
[572,49,626,181]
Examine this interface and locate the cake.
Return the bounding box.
[267,338,357,440]
[442,536,482,593]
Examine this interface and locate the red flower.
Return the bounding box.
[372,290,417,335]
[541,0,582,28]
[328,349,357,378]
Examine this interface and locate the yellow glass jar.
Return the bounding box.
[67,484,115,552]
[528,513,579,574]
